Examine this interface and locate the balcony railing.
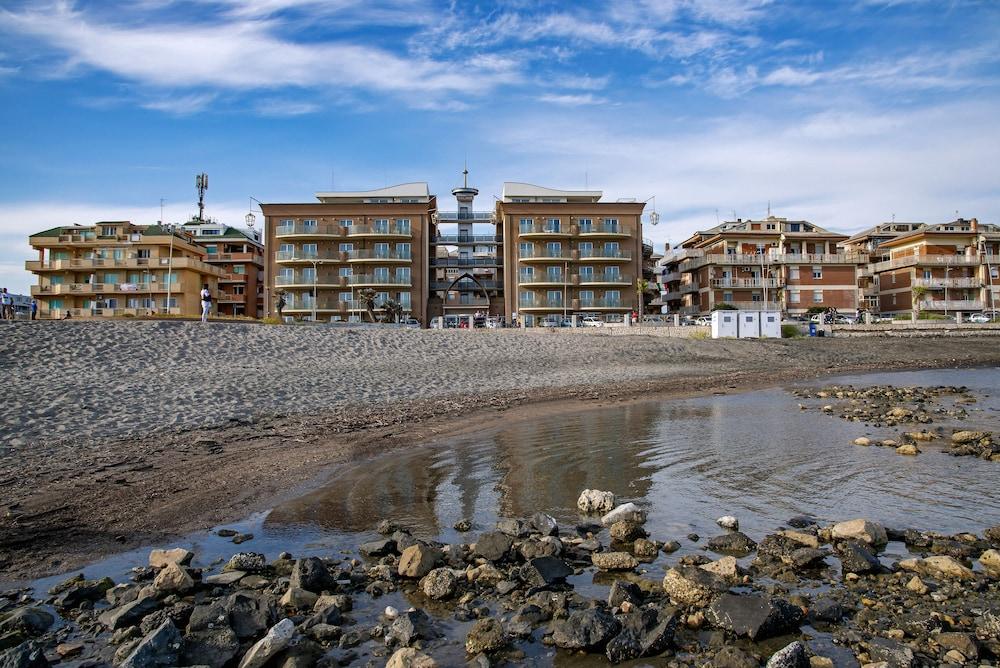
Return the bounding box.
[922,299,984,310]
[347,224,412,237]
[872,254,984,272]
[274,250,344,262]
[211,252,261,262]
[26,257,218,272]
[432,280,501,290]
[443,297,491,307]
[430,257,501,267]
[912,277,981,289]
[773,253,866,264]
[275,223,343,237]
[679,282,700,293]
[579,298,627,309]
[433,234,499,244]
[347,274,411,286]
[519,249,575,261]
[219,272,248,282]
[725,301,783,310]
[520,273,568,285]
[347,249,412,261]
[578,223,630,236]
[32,282,175,296]
[519,223,571,236]
[518,297,567,309]
[578,272,631,284]
[436,211,494,221]
[659,271,681,283]
[579,249,632,260]
[710,278,783,288]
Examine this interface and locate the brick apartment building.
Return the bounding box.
[181,218,265,318]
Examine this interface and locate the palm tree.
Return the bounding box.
[911,285,930,317]
[636,278,649,322]
[357,288,378,323]
[381,298,403,323]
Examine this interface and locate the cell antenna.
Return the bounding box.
[195,173,208,222]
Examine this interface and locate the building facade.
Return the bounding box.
[498,183,645,326]
[656,216,861,316]
[871,218,1000,316]
[27,221,223,319]
[181,219,265,318]
[260,184,434,323]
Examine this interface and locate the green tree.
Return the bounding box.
[911,285,930,316]
[357,288,378,323]
[381,298,403,323]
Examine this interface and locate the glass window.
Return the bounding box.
[790,265,799,279]
[812,266,822,279]
[164,297,177,308]
[723,291,733,302]
[578,218,593,232]
[279,243,293,254]
[205,245,217,254]
[547,290,562,305]
[789,290,800,303]
[579,290,594,303]
[376,291,390,305]
[339,292,352,302]
[374,266,390,280]
[606,290,621,305]
[520,266,535,280]
[341,219,353,227]
[604,218,619,231]
[301,267,316,282]
[374,218,390,233]
[396,267,411,282]
[579,265,593,278]
[399,292,411,308]
[301,243,318,257]
[545,218,560,233]
[339,243,353,252]
[606,266,621,279]
[302,219,317,228]
[578,242,593,256]
[520,290,533,304]
[813,290,823,303]
[395,219,411,234]
[396,243,411,258]
[519,218,533,233]
[545,242,561,256]
[233,265,246,274]
[546,266,562,281]
[339,267,352,277]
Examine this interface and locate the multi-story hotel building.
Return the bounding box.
[181,219,265,318]
[840,221,925,312]
[260,184,433,323]
[657,216,861,316]
[870,218,1000,316]
[498,183,645,326]
[27,221,223,319]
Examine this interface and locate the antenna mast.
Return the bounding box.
[196,173,209,222]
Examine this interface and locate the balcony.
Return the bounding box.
[519,248,576,263]
[578,249,632,262]
[274,250,345,263]
[773,253,866,264]
[436,211,494,221]
[44,306,181,319]
[519,273,568,286]
[725,301,783,310]
[659,271,681,283]
[347,223,412,238]
[25,257,220,273]
[32,282,173,296]
[433,234,499,244]
[578,272,631,285]
[922,299,984,311]
[210,252,262,263]
[347,274,412,287]
[912,277,981,289]
[518,223,572,238]
[679,282,700,293]
[275,275,347,288]
[578,223,631,238]
[518,297,568,310]
[275,223,344,238]
[579,298,628,310]
[871,254,984,273]
[679,305,701,315]
[710,278,783,289]
[218,292,245,303]
[431,280,501,291]
[219,272,249,282]
[430,257,502,267]
[443,297,491,308]
[347,249,412,263]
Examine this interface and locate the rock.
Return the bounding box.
[386,647,437,668]
[662,540,681,553]
[205,570,245,586]
[865,637,914,667]
[55,643,83,658]
[578,489,616,513]
[473,532,513,562]
[979,549,1000,578]
[152,562,194,593]
[519,537,561,560]
[712,646,758,668]
[633,538,659,559]
[280,586,319,609]
[359,538,397,558]
[707,531,758,555]
[779,530,820,549]
[895,444,919,456]
[700,556,742,582]
[853,437,872,446]
[181,627,240,668]
[496,518,528,537]
[985,525,1000,546]
[605,627,642,664]
[290,557,334,593]
[601,503,647,526]
[662,566,729,607]
[465,618,506,655]
[808,597,844,624]
[53,576,114,609]
[836,541,882,575]
[224,552,266,573]
[905,576,929,595]
[951,430,987,444]
[238,618,295,668]
[99,595,160,630]
[608,580,642,608]
[529,512,559,536]
[609,520,646,542]
[0,642,49,668]
[831,519,888,549]
[920,555,975,580]
[766,641,809,668]
[224,592,277,639]
[148,548,192,569]
[453,519,472,532]
[933,632,978,661]
[386,610,438,647]
[232,533,253,544]
[550,608,620,650]
[420,568,458,600]
[119,620,182,668]
[0,609,53,637]
[398,544,443,578]
[521,556,573,587]
[592,552,638,571]
[717,515,740,530]
[706,593,804,640]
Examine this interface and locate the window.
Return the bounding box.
[891,294,897,305]
[374,266,390,280]
[395,243,411,259]
[789,265,800,280]
[279,219,294,225]
[723,291,733,302]
[104,298,119,308]
[545,241,561,257]
[546,266,563,281]
[519,242,533,257]
[301,267,316,283]
[302,219,317,228]
[789,290,800,303]
[578,218,593,232]
[395,219,411,234]
[164,297,177,308]
[605,290,621,305]
[519,218,533,233]
[374,218,390,233]
[127,297,139,308]
[923,270,931,279]
[547,290,562,305]
[579,290,594,304]
[279,244,293,254]
[51,275,63,285]
[790,223,801,232]
[603,242,620,256]
[301,243,318,257]
[520,267,535,281]
[162,272,178,284]
[339,267,352,277]
[398,292,411,308]
[766,223,776,230]
[751,293,762,302]
[374,243,390,258]
[606,266,621,279]
[137,249,151,259]
[341,219,353,227]
[232,265,245,274]
[200,228,220,235]
[376,291,390,305]
[101,226,116,237]
[234,285,245,296]
[812,266,822,279]
[579,265,594,279]
[205,245,217,255]
[545,218,561,233]
[339,243,353,252]
[50,299,63,310]
[813,290,823,303]
[103,273,119,284]
[396,267,411,283]
[278,268,293,280]
[604,218,619,232]
[578,242,593,256]
[339,292,352,302]
[519,290,534,305]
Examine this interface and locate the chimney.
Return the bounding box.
[971,217,978,232]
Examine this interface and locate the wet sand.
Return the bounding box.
[1,320,1000,581]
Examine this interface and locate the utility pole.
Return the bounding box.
[196,173,208,222]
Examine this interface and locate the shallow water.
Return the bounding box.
[23,367,1000,664]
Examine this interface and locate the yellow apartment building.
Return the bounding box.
[27,221,224,319]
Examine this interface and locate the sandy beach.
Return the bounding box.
[2,319,1000,581]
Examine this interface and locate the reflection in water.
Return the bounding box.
[268,367,1000,560]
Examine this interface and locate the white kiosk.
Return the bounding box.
[759,310,781,338]
[710,310,738,338]
[738,311,761,338]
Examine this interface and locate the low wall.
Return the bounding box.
[828,322,1000,338]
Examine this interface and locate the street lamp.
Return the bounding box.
[310,258,320,323]
[164,223,176,315]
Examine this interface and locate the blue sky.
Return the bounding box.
[1,0,999,294]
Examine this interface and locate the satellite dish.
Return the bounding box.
[649,211,660,226]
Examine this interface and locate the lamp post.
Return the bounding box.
[944,258,951,319]
[165,223,175,315]
[310,258,319,323]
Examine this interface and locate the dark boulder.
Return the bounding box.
[707,531,758,556]
[706,593,803,640]
[836,541,882,575]
[290,557,335,593]
[474,532,514,562]
[550,608,620,651]
[521,557,572,587]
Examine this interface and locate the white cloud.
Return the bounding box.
[254,99,321,116]
[538,93,606,106]
[140,93,218,114]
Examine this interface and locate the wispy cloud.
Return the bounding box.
[253,99,321,116]
[140,93,218,115]
[538,93,607,107]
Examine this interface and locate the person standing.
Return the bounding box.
[275,292,286,319]
[200,284,212,322]
[30,299,37,321]
[1,289,10,320]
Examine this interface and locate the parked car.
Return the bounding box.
[679,317,697,326]
[539,317,560,327]
[400,317,420,328]
[581,316,604,327]
[694,316,711,326]
[967,313,991,323]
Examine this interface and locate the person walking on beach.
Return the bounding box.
[30,299,37,321]
[1,289,11,320]
[275,292,286,320]
[200,284,212,322]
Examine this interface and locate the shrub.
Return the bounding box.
[260,316,283,325]
[711,303,738,311]
[781,324,803,338]
[689,330,710,340]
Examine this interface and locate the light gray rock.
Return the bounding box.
[237,618,295,668]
